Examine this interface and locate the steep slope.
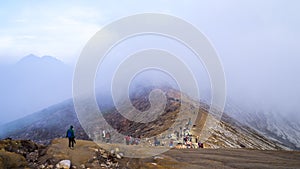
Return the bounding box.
[204,113,287,150]
[226,101,300,150]
[0,87,287,150]
[0,99,89,144]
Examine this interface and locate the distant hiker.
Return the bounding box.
[186,140,191,148]
[187,118,192,126]
[125,135,130,145]
[130,136,134,145]
[175,131,179,139]
[198,142,203,148]
[183,128,187,137]
[135,137,141,145]
[179,127,183,137]
[66,125,75,149]
[169,139,174,148]
[154,137,160,146]
[102,130,106,142]
[105,131,111,143]
[183,136,187,144]
[195,136,199,143]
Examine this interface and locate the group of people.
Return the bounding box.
[183,135,193,148]
[124,135,141,145]
[65,124,204,149]
[183,135,203,148]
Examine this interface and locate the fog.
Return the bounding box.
[0,55,73,124]
[0,1,300,124]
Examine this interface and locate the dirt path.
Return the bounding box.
[159,148,300,169]
[44,138,99,167]
[42,139,300,169]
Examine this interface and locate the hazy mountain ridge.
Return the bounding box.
[0,99,89,145]
[0,54,73,124]
[0,87,288,150]
[17,54,63,65]
[225,101,300,150]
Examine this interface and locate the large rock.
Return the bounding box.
[56,160,71,169]
[26,150,39,162]
[0,151,29,168]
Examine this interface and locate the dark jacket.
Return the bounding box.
[66,128,75,138]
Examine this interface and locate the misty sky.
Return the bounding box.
[0,0,300,123]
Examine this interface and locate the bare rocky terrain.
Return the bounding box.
[0,87,299,168]
[1,138,299,169]
[0,88,287,150]
[160,148,300,169]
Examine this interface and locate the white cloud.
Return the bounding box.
[13,18,28,23]
[0,36,14,48]
[0,5,106,63]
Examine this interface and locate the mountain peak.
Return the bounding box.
[17,54,64,65]
[19,54,39,62]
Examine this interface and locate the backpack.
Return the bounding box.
[67,129,72,138]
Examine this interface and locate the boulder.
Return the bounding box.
[116,154,122,159]
[26,150,39,162]
[56,160,71,169]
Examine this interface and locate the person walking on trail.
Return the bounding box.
[125,135,130,145]
[66,125,76,149]
[102,130,106,142]
[105,131,111,143]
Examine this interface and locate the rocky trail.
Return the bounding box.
[1,138,300,169]
[162,148,300,169]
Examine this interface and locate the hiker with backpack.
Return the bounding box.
[66,125,76,149]
[125,135,130,145]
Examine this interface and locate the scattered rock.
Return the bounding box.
[116,153,122,159]
[80,164,85,168]
[39,164,45,169]
[99,149,105,154]
[0,138,124,169]
[101,153,108,159]
[153,156,164,160]
[56,160,71,169]
[26,150,39,162]
[119,152,124,157]
[91,160,99,167]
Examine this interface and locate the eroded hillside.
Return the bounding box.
[0,87,288,150]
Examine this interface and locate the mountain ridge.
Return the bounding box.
[0,54,73,124]
[17,54,64,65]
[225,100,300,150]
[0,87,289,150]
